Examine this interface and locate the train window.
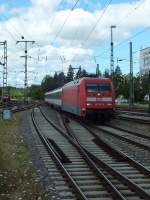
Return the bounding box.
[98,85,110,92]
[86,84,110,92]
[86,84,98,92]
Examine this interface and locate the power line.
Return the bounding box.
[84,0,112,44]
[115,27,150,49]
[95,26,150,58]
[51,0,80,45]
[0,21,17,42]
[49,0,66,27]
[1,17,21,37]
[117,0,144,27]
[70,0,92,46]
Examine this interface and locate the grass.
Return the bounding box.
[0,114,49,200]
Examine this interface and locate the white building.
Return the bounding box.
[140,47,150,75]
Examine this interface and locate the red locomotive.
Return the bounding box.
[45,77,115,120]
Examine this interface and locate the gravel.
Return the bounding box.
[20,110,61,200]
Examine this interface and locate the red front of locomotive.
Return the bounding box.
[62,77,115,119]
[79,78,115,117]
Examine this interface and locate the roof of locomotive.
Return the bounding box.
[45,87,62,95]
[64,77,111,87]
[45,77,111,95]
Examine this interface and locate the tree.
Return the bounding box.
[96,64,102,77]
[75,66,82,79]
[113,66,124,98]
[0,87,2,97]
[80,69,88,77]
[103,69,110,78]
[58,72,65,86]
[28,85,43,100]
[41,75,56,92]
[66,65,74,82]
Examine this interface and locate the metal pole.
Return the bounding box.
[24,41,28,104]
[25,41,27,88]
[110,26,116,78]
[129,42,134,109]
[148,70,150,113]
[110,27,113,76]
[0,41,7,105]
[16,39,35,104]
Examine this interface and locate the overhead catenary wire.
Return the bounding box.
[92,0,146,58]
[117,0,145,27]
[73,0,145,63]
[51,0,80,45]
[49,0,66,27]
[95,26,150,58]
[0,20,18,42]
[0,8,25,42]
[70,0,113,64]
[84,0,112,45]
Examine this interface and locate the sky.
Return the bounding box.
[0,0,150,87]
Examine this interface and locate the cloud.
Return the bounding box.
[0,0,150,86]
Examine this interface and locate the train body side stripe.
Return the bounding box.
[62,104,81,116]
[45,98,62,106]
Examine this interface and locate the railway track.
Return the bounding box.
[32,107,124,200]
[92,125,150,151]
[105,123,150,141]
[37,106,150,200]
[115,113,150,124]
[116,109,150,118]
[60,115,150,200]
[84,123,150,168]
[0,103,41,114]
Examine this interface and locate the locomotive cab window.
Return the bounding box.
[86,84,98,92]
[86,84,110,92]
[98,85,110,92]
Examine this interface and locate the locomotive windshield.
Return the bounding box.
[86,84,110,92]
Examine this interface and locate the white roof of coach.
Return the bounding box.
[45,87,62,95]
[45,77,110,95]
[64,77,110,87]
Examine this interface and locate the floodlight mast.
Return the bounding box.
[110,25,116,77]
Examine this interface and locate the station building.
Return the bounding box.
[140,47,150,75]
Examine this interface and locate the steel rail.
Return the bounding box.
[116,109,150,117]
[64,119,150,200]
[93,125,150,151]
[84,148,150,200]
[105,123,150,140]
[83,124,150,176]
[115,115,150,124]
[31,109,88,200]
[39,107,126,200]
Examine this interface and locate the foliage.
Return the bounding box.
[0,114,48,199]
[66,64,74,82]
[103,65,149,103]
[5,64,146,102]
[96,64,102,77]
[28,85,43,100]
